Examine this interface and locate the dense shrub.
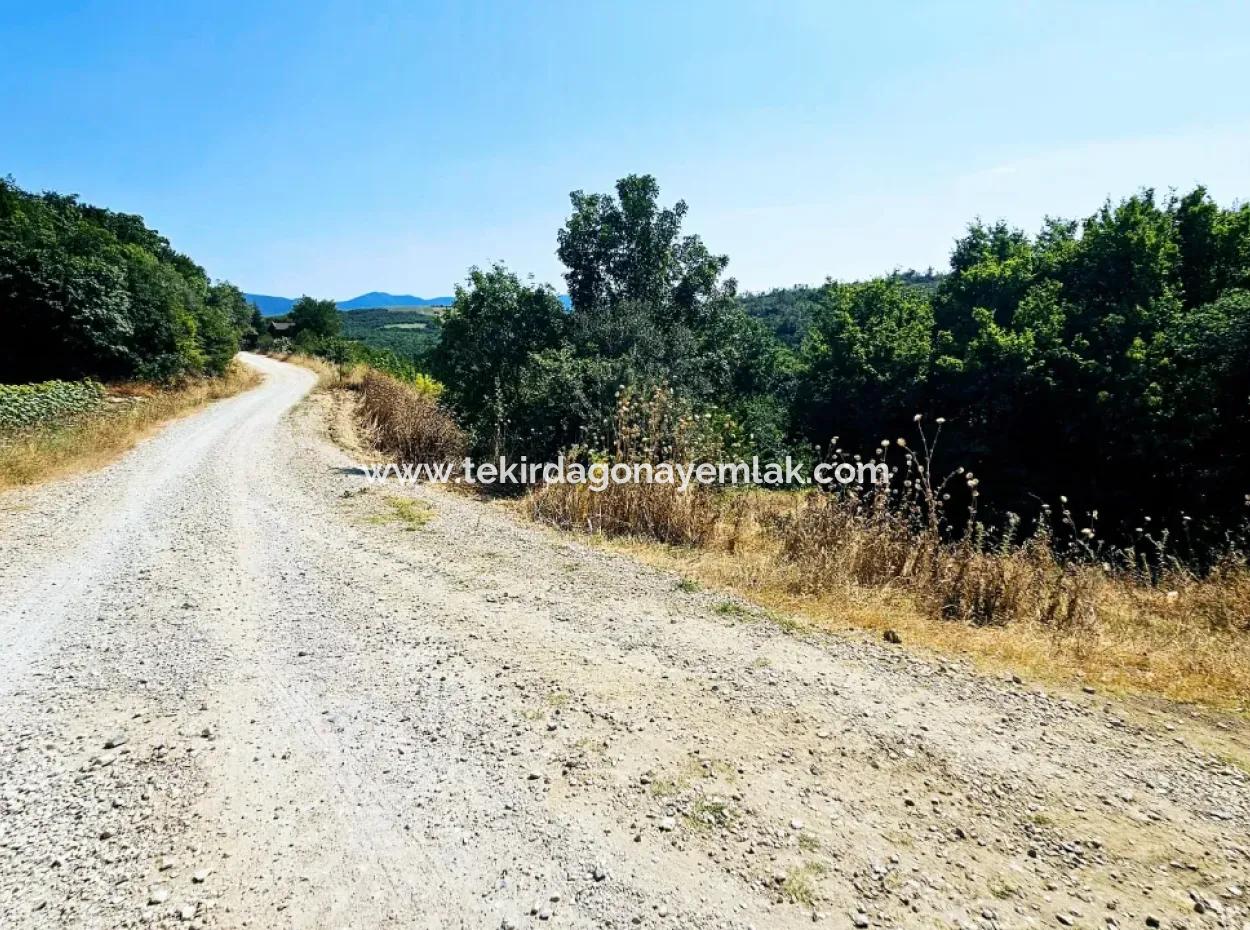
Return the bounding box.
[791,188,1250,551]
[0,379,104,431]
[438,176,1250,558]
[0,178,253,382]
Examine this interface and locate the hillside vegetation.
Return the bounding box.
[0,178,257,382]
[741,269,942,347]
[338,174,1250,706]
[339,307,443,363]
[424,176,1250,561]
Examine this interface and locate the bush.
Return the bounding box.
[777,489,1097,629]
[0,179,251,382]
[358,369,466,466]
[527,385,740,545]
[0,379,105,432]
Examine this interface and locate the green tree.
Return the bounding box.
[433,264,567,454]
[289,296,341,338]
[1,178,252,382]
[797,279,934,449]
[557,174,732,319]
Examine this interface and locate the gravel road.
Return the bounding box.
[2,353,1248,930]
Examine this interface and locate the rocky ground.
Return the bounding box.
[1,353,1247,930]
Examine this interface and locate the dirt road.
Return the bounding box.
[1,354,1247,930]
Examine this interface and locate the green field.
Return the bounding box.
[338,306,445,363]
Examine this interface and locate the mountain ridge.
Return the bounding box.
[244,292,455,317]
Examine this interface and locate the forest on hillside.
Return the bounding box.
[741,269,942,348]
[0,178,257,382]
[431,175,1250,557]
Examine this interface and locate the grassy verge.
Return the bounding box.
[611,534,1250,711]
[527,485,1250,714]
[270,352,341,390]
[0,360,261,490]
[322,365,1250,713]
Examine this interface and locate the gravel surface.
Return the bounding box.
[2,353,1248,930]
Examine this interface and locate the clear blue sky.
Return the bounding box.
[4,0,1249,299]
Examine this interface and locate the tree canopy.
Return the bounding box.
[289,296,341,338]
[436,175,787,462]
[0,178,254,382]
[435,176,1250,551]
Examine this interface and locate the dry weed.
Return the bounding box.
[357,369,466,466]
[0,361,260,489]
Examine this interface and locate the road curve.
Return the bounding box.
[1,354,1247,930]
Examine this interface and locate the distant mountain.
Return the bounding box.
[336,292,454,311]
[244,294,298,316]
[244,291,455,316]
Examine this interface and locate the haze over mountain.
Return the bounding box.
[246,291,574,316]
[244,292,455,317]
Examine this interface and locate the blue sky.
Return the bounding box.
[3,0,1249,298]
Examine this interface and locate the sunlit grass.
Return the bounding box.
[0,361,260,490]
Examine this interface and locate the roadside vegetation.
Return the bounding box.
[0,379,106,431]
[357,368,465,466]
[345,173,1250,710]
[0,178,267,487]
[0,361,259,488]
[431,176,1250,561]
[0,178,258,381]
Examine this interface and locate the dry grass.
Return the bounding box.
[0,361,261,490]
[529,479,730,546]
[357,369,466,466]
[779,861,828,906]
[528,385,741,545]
[271,352,340,390]
[776,488,1099,630]
[600,513,1250,712]
[521,399,1250,712]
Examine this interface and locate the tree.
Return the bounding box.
[0,177,252,382]
[797,280,934,450]
[289,296,341,338]
[432,264,567,454]
[549,175,781,454]
[556,174,732,319]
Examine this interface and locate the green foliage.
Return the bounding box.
[557,174,730,315]
[796,279,934,450]
[789,186,1250,551]
[739,285,823,347]
[0,379,105,431]
[433,264,567,455]
[0,178,252,382]
[436,176,785,463]
[744,270,940,347]
[293,326,441,388]
[432,176,1250,557]
[338,307,442,364]
[288,295,341,338]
